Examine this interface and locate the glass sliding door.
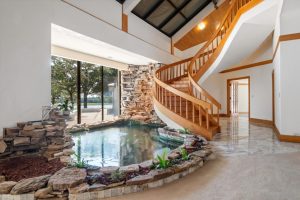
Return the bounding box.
[51,57,120,126]
[80,63,103,124]
[51,56,78,126]
[103,66,119,121]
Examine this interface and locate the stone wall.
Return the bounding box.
[120,64,162,124]
[0,110,74,163]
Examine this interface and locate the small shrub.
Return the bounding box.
[179,128,191,135]
[73,153,88,168]
[156,149,171,169]
[110,169,125,182]
[180,148,189,161]
[58,99,73,111]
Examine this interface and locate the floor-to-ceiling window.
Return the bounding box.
[51,56,120,126]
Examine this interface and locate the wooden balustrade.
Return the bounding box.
[189,0,261,80]
[153,0,259,138]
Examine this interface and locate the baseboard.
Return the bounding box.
[249,118,300,143]
[273,124,300,143]
[212,114,228,117]
[249,118,274,127]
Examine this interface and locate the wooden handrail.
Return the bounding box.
[158,57,193,72]
[154,76,211,110]
[188,73,221,109]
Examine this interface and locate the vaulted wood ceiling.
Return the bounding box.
[174,0,231,51]
[116,0,215,37]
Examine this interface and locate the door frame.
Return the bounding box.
[272,70,275,124]
[226,76,250,118]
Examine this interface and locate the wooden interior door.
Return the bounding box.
[230,81,239,115]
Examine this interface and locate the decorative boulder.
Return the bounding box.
[48,167,87,191]
[68,183,89,194]
[119,164,139,174]
[0,181,17,194]
[126,174,154,185]
[0,140,7,153]
[34,186,53,199]
[10,175,51,194]
[99,166,119,175]
[13,137,30,146]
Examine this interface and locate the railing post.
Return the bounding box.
[199,105,202,126]
[180,97,182,116]
[186,100,188,119]
[192,103,195,123]
[206,108,209,129]
[217,108,220,125]
[175,95,177,113]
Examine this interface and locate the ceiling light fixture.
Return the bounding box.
[197,22,206,30]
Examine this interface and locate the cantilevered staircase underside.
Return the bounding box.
[153,0,266,140]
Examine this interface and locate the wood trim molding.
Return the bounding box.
[171,38,174,55]
[219,33,300,74]
[247,118,300,143]
[273,124,300,143]
[227,76,250,117]
[249,118,273,127]
[273,33,300,60]
[122,13,128,32]
[213,113,228,117]
[220,59,273,73]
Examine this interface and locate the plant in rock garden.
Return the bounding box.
[110,169,125,182]
[73,153,88,168]
[58,99,73,111]
[155,149,171,169]
[180,148,190,161]
[179,128,191,135]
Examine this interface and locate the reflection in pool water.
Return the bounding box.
[72,125,176,167]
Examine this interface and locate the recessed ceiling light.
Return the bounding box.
[197,22,206,30]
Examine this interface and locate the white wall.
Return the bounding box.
[128,13,171,54]
[0,1,52,138]
[0,0,178,137]
[202,64,273,121]
[238,84,249,113]
[64,0,122,29]
[273,0,300,136]
[278,40,300,135]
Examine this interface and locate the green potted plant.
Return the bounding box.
[58,99,72,116]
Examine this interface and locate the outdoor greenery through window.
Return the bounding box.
[51,56,119,126]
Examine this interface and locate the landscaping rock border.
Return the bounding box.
[0,134,215,200]
[67,118,165,134]
[0,112,74,164]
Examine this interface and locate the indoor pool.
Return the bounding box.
[72,125,177,167]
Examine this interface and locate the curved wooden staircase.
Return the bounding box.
[153,0,262,140]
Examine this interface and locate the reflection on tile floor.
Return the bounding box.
[211,116,300,156]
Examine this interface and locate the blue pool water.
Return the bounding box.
[72,125,176,167]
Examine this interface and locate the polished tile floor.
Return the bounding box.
[212,116,300,156]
